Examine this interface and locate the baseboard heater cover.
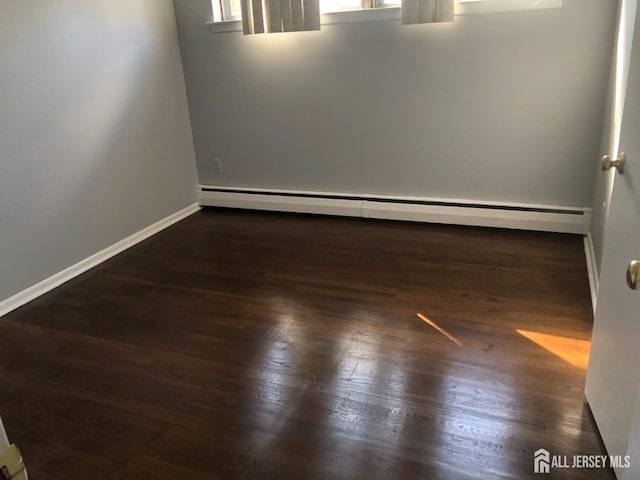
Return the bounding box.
[198,187,591,234]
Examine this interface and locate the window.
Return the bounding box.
[211,0,479,21]
[376,0,401,6]
[212,0,395,21]
[213,0,241,21]
[210,0,561,24]
[320,0,362,14]
[318,0,422,13]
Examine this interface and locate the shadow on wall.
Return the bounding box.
[0,0,198,302]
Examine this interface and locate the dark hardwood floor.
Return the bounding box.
[0,209,613,479]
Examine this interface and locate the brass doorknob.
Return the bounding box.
[602,152,626,174]
[627,260,640,290]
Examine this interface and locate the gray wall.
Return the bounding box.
[174,0,616,206]
[0,0,198,303]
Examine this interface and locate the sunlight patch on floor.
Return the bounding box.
[517,329,591,369]
[417,313,463,347]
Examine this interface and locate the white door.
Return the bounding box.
[0,415,8,454]
[585,0,640,478]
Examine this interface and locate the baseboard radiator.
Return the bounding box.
[198,186,591,234]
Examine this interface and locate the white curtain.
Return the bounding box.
[402,0,454,24]
[241,0,321,34]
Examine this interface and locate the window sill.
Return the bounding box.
[208,19,242,33]
[206,0,561,33]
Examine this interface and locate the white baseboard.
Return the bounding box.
[583,233,599,315]
[0,203,201,319]
[198,186,592,235]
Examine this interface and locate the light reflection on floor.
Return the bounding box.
[245,302,593,477]
[327,312,408,449]
[517,329,591,370]
[247,310,299,454]
[256,305,412,473]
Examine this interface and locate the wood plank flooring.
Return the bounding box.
[0,209,613,479]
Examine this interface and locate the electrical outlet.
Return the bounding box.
[213,158,223,174]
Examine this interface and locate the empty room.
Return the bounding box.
[1,0,640,478]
